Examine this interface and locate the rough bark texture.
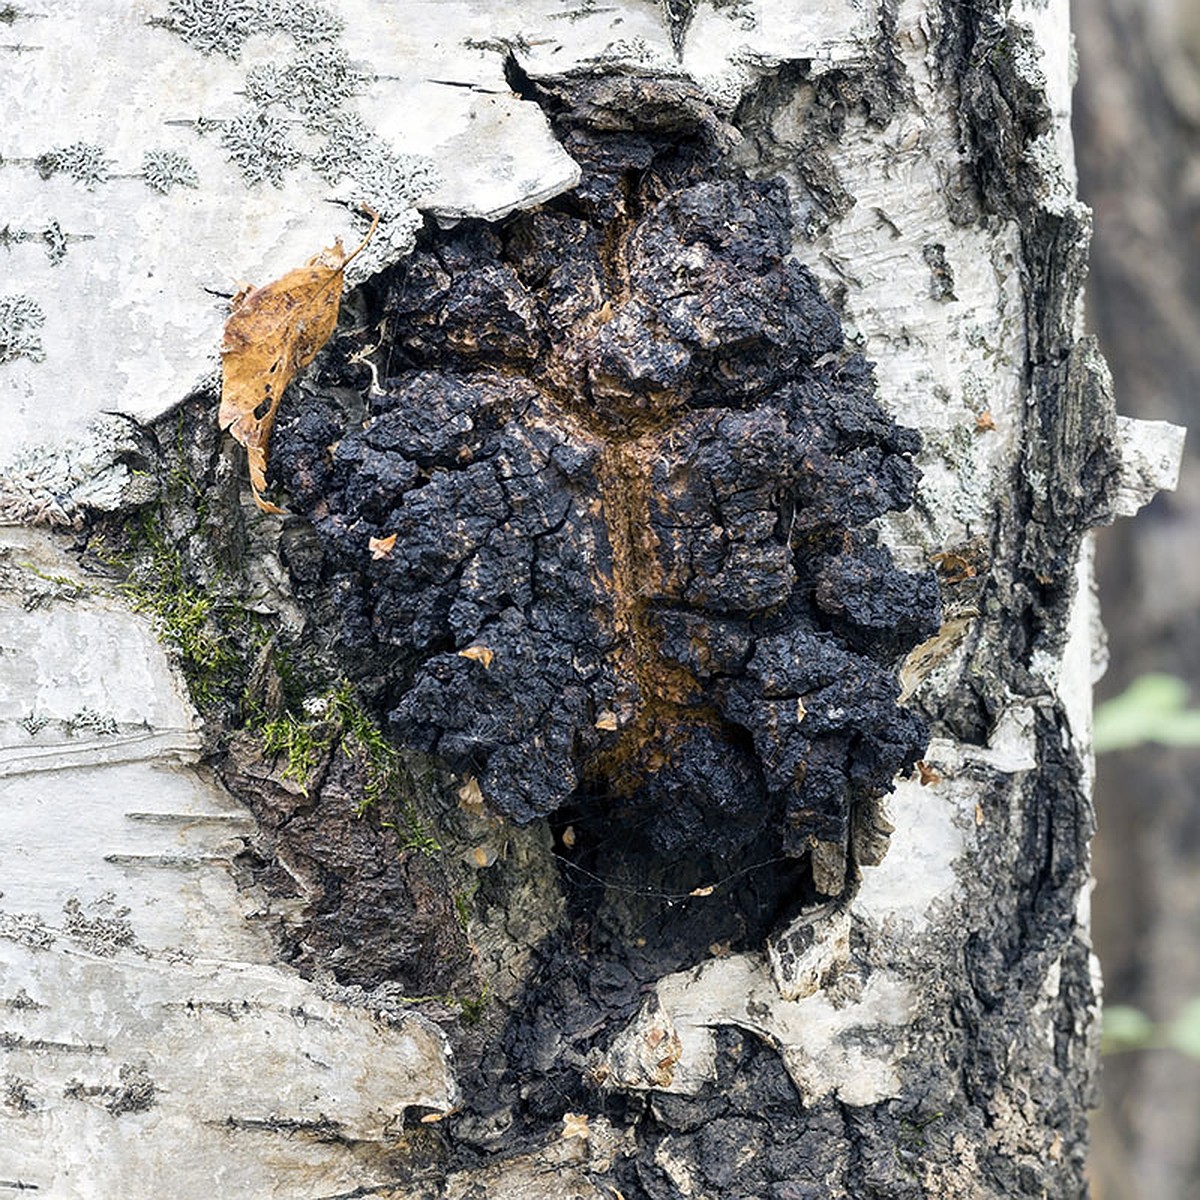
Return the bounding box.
[0,2,1184,1198]
[1074,2,1200,1196]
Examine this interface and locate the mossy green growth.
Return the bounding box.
[895,1110,945,1176]
[110,509,257,711]
[95,407,445,859]
[452,883,477,933]
[17,561,89,596]
[259,708,333,790]
[456,984,490,1026]
[258,681,442,855]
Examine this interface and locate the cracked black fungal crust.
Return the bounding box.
[271,88,939,884]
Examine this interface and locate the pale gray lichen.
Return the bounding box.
[0,911,55,951]
[157,0,419,263]
[142,148,199,194]
[258,0,343,46]
[220,107,301,186]
[41,220,68,266]
[244,47,367,132]
[313,112,440,217]
[163,0,256,56]
[62,895,137,956]
[18,712,49,737]
[193,114,225,138]
[242,60,286,106]
[342,210,426,288]
[0,293,45,364]
[34,142,110,189]
[65,707,119,737]
[312,113,440,284]
[162,0,340,58]
[0,414,159,528]
[0,223,70,266]
[310,112,371,183]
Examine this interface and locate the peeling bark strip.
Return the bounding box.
[272,90,940,897]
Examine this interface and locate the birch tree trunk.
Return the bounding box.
[0,2,1184,1198]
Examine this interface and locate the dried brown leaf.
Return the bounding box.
[369,533,397,560]
[457,775,485,813]
[916,760,942,787]
[930,551,978,583]
[219,210,378,512]
[458,645,494,669]
[561,1112,590,1141]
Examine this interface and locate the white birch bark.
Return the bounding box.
[0,1,1184,1196]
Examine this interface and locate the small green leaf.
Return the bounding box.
[1165,999,1200,1059]
[1101,1004,1155,1052]
[1094,674,1200,753]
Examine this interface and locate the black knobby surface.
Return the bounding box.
[271,119,938,885]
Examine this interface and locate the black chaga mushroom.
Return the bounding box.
[272,120,941,891]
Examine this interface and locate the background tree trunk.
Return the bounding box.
[0,2,1183,1197]
[1074,3,1200,1197]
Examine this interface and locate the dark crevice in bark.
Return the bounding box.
[958,709,1095,1193]
[727,14,909,243]
[939,3,1120,716]
[935,5,1109,1196]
